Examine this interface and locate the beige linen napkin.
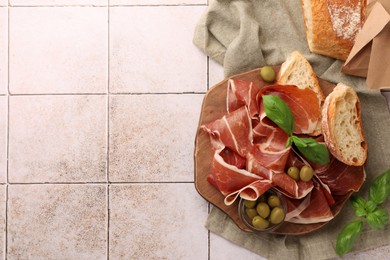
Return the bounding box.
[193,0,390,259]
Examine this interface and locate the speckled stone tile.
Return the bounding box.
[0,97,7,183]
[0,8,7,94]
[109,183,208,259]
[209,57,225,88]
[0,185,5,259]
[210,233,266,260]
[9,7,108,94]
[7,184,107,259]
[110,0,206,5]
[109,6,207,93]
[10,0,107,5]
[109,94,203,182]
[8,95,107,183]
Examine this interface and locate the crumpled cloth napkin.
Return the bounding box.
[193,0,390,259]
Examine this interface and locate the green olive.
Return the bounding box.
[244,199,257,209]
[245,208,258,220]
[267,195,281,208]
[252,215,270,229]
[260,66,276,83]
[287,166,300,181]
[300,165,314,182]
[270,207,285,224]
[256,202,270,218]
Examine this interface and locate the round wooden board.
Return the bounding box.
[194,67,356,235]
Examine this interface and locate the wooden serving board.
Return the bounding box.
[194,67,356,235]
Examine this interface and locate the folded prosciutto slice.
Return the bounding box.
[257,84,321,135]
[201,106,253,157]
[227,79,260,118]
[209,149,273,206]
[315,156,366,195]
[286,181,334,224]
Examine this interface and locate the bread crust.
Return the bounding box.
[322,83,367,166]
[301,0,367,61]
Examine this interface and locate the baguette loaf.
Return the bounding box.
[322,83,367,166]
[301,0,367,60]
[276,51,324,136]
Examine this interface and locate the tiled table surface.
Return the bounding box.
[0,1,389,259]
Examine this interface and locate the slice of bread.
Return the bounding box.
[276,51,324,135]
[322,83,367,166]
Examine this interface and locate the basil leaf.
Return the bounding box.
[368,169,390,205]
[286,136,293,148]
[350,196,366,211]
[365,200,377,213]
[293,137,330,164]
[366,208,389,229]
[262,95,294,135]
[336,220,363,256]
[350,196,367,217]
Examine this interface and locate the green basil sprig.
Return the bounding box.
[336,169,390,256]
[262,95,329,164]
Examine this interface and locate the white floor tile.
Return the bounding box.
[109,94,203,182]
[111,0,207,5]
[210,233,266,260]
[110,6,207,93]
[0,8,7,94]
[7,184,107,259]
[0,97,6,183]
[10,0,107,6]
[109,183,208,259]
[8,95,107,183]
[9,7,108,94]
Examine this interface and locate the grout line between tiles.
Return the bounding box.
[8,4,207,8]
[9,92,206,96]
[107,3,110,259]
[5,5,9,259]
[6,181,195,185]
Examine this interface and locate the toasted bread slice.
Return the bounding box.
[322,83,367,166]
[276,51,324,135]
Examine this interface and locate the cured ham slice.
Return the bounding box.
[315,156,366,195]
[227,79,259,118]
[247,152,313,199]
[224,180,274,205]
[201,106,253,157]
[208,149,272,205]
[219,148,246,169]
[285,194,312,221]
[286,181,334,224]
[257,84,321,135]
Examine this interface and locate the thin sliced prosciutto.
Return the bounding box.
[201,106,253,157]
[286,181,334,224]
[247,152,313,199]
[209,149,272,205]
[257,84,321,135]
[227,79,260,118]
[315,156,366,195]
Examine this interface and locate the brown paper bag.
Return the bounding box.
[342,0,390,89]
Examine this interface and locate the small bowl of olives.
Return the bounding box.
[238,189,287,233]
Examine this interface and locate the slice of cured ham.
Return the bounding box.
[315,156,366,195]
[227,79,260,118]
[286,181,334,224]
[209,149,273,205]
[201,106,253,157]
[257,84,321,135]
